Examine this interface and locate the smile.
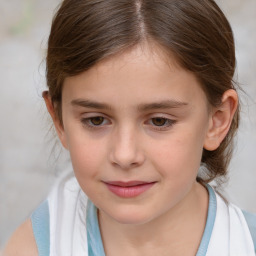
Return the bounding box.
[104,181,156,198]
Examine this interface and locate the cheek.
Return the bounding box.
[66,129,106,179]
[150,129,205,179]
[67,137,108,200]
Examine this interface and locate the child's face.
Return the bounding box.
[58,45,212,224]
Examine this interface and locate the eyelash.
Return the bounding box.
[80,116,176,131]
[147,117,176,131]
[81,116,110,129]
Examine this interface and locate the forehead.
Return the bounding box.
[62,44,208,109]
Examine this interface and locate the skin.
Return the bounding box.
[3,43,238,255]
[3,219,38,256]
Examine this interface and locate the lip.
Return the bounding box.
[104,181,156,198]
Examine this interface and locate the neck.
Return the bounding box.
[98,182,209,256]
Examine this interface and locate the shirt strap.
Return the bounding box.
[242,210,256,253]
[31,200,50,256]
[196,184,217,256]
[86,199,106,256]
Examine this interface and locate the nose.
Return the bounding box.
[109,127,145,170]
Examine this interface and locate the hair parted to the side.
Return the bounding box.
[46,0,239,184]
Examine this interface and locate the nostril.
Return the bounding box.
[111,160,138,169]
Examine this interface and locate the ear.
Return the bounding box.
[43,91,69,149]
[204,89,238,151]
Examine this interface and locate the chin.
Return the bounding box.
[107,207,155,225]
[114,216,152,226]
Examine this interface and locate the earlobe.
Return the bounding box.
[42,91,69,149]
[204,89,238,151]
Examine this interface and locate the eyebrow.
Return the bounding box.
[71,99,188,111]
[137,100,189,111]
[71,99,112,110]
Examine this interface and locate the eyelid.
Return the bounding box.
[79,113,176,131]
[145,115,177,131]
[80,114,111,129]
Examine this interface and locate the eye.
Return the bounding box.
[81,116,110,128]
[151,117,169,126]
[89,116,105,126]
[146,116,176,131]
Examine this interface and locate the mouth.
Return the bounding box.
[103,181,156,198]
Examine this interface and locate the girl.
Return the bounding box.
[4,0,256,255]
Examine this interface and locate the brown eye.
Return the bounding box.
[81,116,110,129]
[151,117,167,126]
[90,116,104,126]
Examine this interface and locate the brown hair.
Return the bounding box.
[46,0,239,183]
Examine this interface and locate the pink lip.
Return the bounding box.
[104,181,156,198]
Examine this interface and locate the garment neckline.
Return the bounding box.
[86,184,217,256]
[196,184,217,256]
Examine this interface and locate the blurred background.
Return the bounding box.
[0,0,255,250]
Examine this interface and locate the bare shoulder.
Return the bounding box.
[3,219,38,256]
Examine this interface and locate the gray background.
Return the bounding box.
[0,0,255,250]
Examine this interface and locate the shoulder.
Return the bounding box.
[242,210,256,230]
[207,188,256,254]
[242,210,256,252]
[3,219,38,256]
[228,201,256,253]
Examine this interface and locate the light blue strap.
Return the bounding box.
[242,210,256,253]
[196,184,217,256]
[31,200,50,256]
[86,199,106,256]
